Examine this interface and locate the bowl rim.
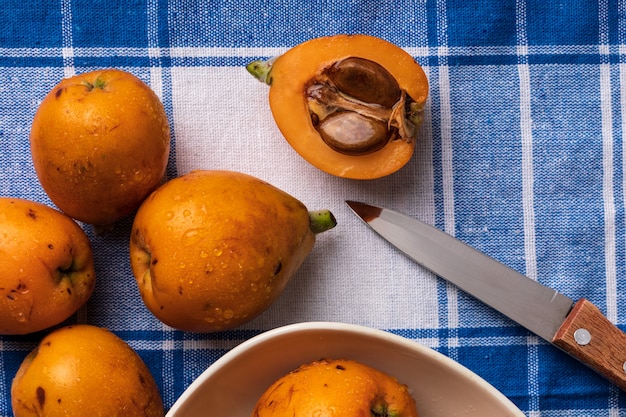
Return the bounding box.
[166,321,524,416]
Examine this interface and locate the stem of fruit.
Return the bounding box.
[308,210,337,234]
[246,57,277,85]
[82,77,107,91]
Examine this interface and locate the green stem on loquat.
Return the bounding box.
[308,210,337,234]
[246,58,276,85]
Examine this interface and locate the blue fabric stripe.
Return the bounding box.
[1,0,625,415]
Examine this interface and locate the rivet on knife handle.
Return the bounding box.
[552,299,626,391]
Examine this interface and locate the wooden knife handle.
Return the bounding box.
[552,299,626,391]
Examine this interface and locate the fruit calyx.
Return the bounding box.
[246,58,277,85]
[308,209,337,234]
[82,76,107,91]
[371,401,400,417]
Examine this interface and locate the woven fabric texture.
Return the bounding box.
[1,1,625,415]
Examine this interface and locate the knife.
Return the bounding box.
[346,200,626,391]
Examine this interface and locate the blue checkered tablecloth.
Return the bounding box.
[1,1,625,415]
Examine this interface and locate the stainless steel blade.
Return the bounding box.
[346,201,574,342]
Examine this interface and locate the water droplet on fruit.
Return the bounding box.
[183,209,191,218]
[223,309,234,319]
[178,262,186,269]
[165,211,175,220]
[182,228,204,246]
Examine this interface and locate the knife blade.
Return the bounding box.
[346,200,626,391]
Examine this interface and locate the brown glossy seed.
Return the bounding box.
[318,111,390,155]
[327,57,402,108]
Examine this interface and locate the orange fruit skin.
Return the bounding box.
[267,34,428,180]
[253,358,419,417]
[129,170,316,332]
[0,198,95,335]
[11,324,164,417]
[30,69,170,226]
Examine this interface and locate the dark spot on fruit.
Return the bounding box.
[48,244,54,249]
[55,87,64,99]
[66,288,72,295]
[152,258,158,265]
[36,386,45,408]
[57,398,62,404]
[139,373,146,386]
[273,262,282,276]
[178,286,183,295]
[336,364,346,370]
[27,209,38,219]
[6,294,15,300]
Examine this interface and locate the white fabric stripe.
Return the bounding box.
[60,0,74,77]
[147,0,159,51]
[518,66,537,284]
[161,323,176,406]
[516,0,540,413]
[599,15,617,328]
[436,0,459,361]
[439,64,455,238]
[147,0,164,100]
[150,66,164,100]
[526,335,540,417]
[598,0,620,411]
[124,334,543,352]
[421,65,437,226]
[67,0,88,330]
[622,62,626,322]
[0,44,621,59]
[146,0,175,406]
[620,0,626,330]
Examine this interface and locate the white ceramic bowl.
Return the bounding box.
[166,322,524,417]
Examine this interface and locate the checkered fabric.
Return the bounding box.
[1,0,625,415]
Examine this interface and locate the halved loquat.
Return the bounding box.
[248,34,428,180]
